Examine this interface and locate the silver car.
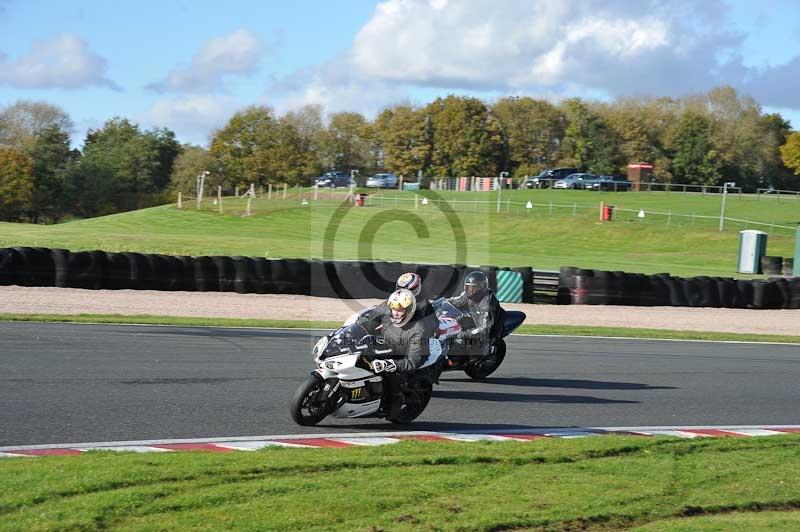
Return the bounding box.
[366,173,399,188]
[554,173,593,189]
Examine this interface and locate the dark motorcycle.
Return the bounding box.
[433,298,526,379]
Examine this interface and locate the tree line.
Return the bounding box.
[2,86,800,223]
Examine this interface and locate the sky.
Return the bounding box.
[1,0,799,148]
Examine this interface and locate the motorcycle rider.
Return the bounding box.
[357,288,437,418]
[357,273,433,324]
[395,272,434,318]
[445,271,505,358]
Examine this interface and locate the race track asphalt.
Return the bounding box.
[1,322,799,446]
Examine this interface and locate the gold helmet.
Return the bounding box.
[387,288,417,327]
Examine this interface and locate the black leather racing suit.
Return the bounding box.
[445,290,504,356]
[356,305,437,372]
[356,307,437,413]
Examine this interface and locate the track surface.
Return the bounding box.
[1,322,799,446]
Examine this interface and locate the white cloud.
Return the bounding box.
[269,0,800,119]
[265,57,409,119]
[349,0,738,97]
[0,34,119,90]
[142,95,239,145]
[148,29,264,92]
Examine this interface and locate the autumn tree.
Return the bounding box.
[0,148,34,221]
[426,95,504,177]
[374,105,431,179]
[780,132,800,176]
[168,144,213,193]
[0,100,74,150]
[320,112,372,179]
[209,106,279,187]
[492,97,565,178]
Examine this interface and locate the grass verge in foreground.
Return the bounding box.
[1,313,799,343]
[1,436,799,530]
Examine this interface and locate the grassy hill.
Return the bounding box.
[0,190,796,277]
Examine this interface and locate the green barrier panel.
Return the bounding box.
[496,270,523,303]
[794,225,800,277]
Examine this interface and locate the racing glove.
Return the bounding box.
[371,359,398,373]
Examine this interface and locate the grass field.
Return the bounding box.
[0,190,797,277]
[2,436,799,530]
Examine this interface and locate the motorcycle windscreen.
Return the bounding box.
[321,323,373,359]
[431,298,464,319]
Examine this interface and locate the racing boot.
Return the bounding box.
[388,392,406,419]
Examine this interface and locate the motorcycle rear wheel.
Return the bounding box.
[289,375,330,426]
[387,383,432,424]
[464,339,506,380]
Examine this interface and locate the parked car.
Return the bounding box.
[554,173,595,189]
[583,176,632,191]
[522,167,579,189]
[315,172,352,188]
[366,173,399,188]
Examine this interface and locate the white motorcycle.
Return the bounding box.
[343,298,526,380]
[289,323,445,426]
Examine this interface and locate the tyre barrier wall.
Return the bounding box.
[4,247,797,308]
[558,266,800,309]
[0,247,510,301]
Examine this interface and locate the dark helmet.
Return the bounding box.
[464,271,488,301]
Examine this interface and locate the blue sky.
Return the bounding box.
[2,0,799,147]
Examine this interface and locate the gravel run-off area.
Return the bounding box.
[1,286,799,336]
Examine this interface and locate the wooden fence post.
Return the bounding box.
[177,192,182,209]
[218,186,223,214]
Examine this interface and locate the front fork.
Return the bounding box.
[311,370,344,407]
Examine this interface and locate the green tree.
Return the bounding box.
[426,95,504,177]
[27,126,77,222]
[0,148,34,221]
[63,157,117,217]
[559,98,621,175]
[70,117,181,214]
[666,111,722,185]
[145,128,181,191]
[758,113,796,190]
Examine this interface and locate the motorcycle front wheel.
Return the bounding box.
[289,375,330,426]
[464,339,506,380]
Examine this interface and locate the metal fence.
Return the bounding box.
[364,195,798,237]
[176,187,798,238]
